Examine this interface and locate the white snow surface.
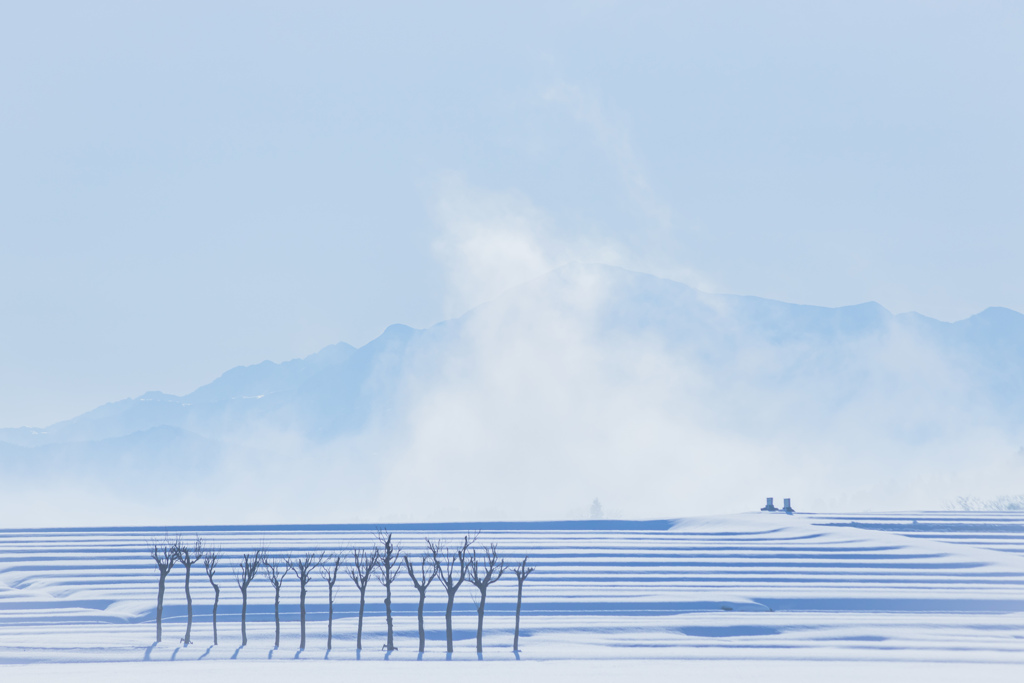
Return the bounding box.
[1,511,1023,681]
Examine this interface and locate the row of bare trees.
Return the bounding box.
[149,530,535,654]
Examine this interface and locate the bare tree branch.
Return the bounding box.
[320,552,344,651]
[203,547,222,646]
[512,556,536,652]
[234,548,266,647]
[376,529,402,652]
[263,554,289,649]
[347,546,380,651]
[404,542,439,653]
[288,551,324,651]
[173,536,204,646]
[468,542,506,654]
[429,533,476,654]
[149,536,179,643]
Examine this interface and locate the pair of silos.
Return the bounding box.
[760,497,794,513]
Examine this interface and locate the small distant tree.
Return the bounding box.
[263,555,288,649]
[468,543,505,654]
[430,534,476,654]
[347,547,379,651]
[289,551,324,651]
[320,553,344,651]
[376,530,402,652]
[235,549,265,647]
[149,539,177,643]
[512,557,535,652]
[203,548,222,645]
[404,546,438,653]
[174,537,204,646]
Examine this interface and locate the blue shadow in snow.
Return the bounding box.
[680,625,782,637]
[16,519,677,534]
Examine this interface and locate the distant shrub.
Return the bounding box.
[946,495,1024,511]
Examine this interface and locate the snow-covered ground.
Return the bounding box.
[1,512,1023,681]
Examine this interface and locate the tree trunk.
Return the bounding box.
[356,590,366,651]
[417,590,426,653]
[212,585,220,646]
[476,587,487,653]
[384,582,395,651]
[156,573,167,642]
[183,564,193,645]
[273,586,281,648]
[513,578,523,651]
[241,587,248,646]
[299,584,307,650]
[326,586,334,651]
[445,591,455,653]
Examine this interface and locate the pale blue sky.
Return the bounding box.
[1,1,1022,428]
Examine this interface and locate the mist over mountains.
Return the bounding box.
[2,264,1022,525]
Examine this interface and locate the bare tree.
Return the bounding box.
[319,553,344,651]
[289,551,324,651]
[512,557,535,652]
[174,537,204,646]
[430,534,476,654]
[149,539,177,643]
[235,548,265,647]
[404,546,438,653]
[203,548,222,646]
[376,530,402,652]
[346,547,379,651]
[468,543,505,654]
[263,555,288,649]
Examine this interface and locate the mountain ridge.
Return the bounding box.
[2,262,1022,454]
[3,263,1024,523]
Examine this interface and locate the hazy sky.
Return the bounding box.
[2,1,1022,429]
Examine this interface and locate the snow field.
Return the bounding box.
[0,512,1023,678]
[4,659,1024,683]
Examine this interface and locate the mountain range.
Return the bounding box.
[2,263,1022,523]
